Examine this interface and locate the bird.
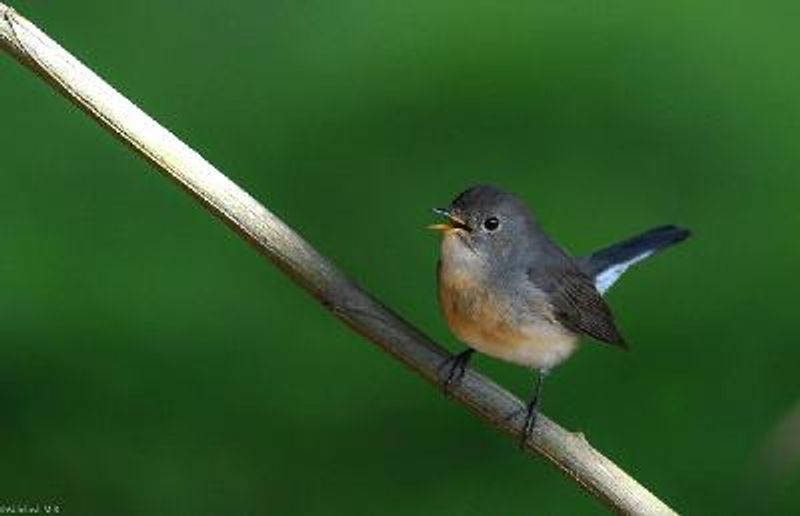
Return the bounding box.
[429,185,690,446]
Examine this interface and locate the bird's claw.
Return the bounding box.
[519,400,539,449]
[437,349,474,396]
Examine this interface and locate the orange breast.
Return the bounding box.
[439,267,578,370]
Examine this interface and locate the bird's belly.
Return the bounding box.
[440,277,578,370]
[452,314,579,370]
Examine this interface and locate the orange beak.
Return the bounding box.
[427,223,453,232]
[428,208,470,232]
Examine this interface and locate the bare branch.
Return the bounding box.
[0,5,676,514]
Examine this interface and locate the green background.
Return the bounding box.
[2,1,799,514]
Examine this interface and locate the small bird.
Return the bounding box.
[429,185,690,445]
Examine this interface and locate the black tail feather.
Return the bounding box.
[580,225,691,279]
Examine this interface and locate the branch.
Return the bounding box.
[0,5,676,514]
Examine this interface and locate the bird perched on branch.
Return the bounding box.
[429,185,690,445]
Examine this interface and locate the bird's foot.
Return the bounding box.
[519,398,539,449]
[497,401,538,448]
[437,349,474,396]
[517,370,546,449]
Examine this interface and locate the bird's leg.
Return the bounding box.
[520,368,548,448]
[438,348,475,395]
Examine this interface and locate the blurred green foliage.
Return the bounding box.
[2,1,799,514]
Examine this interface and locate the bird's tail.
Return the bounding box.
[578,225,691,294]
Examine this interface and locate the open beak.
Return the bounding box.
[428,207,471,232]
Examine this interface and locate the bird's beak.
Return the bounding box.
[428,208,470,232]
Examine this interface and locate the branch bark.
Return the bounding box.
[0,5,676,514]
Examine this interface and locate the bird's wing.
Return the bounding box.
[528,265,627,348]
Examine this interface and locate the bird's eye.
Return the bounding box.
[483,217,500,231]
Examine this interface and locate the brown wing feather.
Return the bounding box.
[529,266,627,348]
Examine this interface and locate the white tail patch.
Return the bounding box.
[594,251,654,295]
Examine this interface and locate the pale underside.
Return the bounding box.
[438,234,579,370]
[443,297,580,370]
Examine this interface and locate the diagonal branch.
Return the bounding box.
[0,5,676,514]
